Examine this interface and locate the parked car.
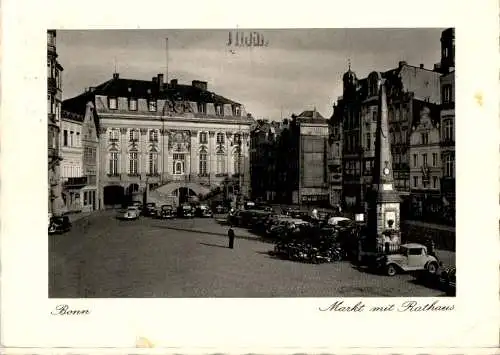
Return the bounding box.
[130,201,143,211]
[439,266,456,296]
[177,204,195,218]
[158,204,176,219]
[144,202,157,217]
[196,204,213,218]
[119,206,141,220]
[327,216,351,226]
[48,215,72,234]
[377,243,440,276]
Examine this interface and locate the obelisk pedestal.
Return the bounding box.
[365,79,402,253]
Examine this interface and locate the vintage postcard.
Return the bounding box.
[1,0,499,353]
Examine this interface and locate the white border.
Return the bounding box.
[2,0,499,351]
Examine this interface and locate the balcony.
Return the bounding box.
[109,137,119,142]
[63,176,88,189]
[327,158,342,167]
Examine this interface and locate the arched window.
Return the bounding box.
[216,132,225,144]
[216,147,225,174]
[173,153,185,175]
[199,148,208,176]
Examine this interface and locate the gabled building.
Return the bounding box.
[63,73,254,208]
[60,103,100,212]
[409,104,441,221]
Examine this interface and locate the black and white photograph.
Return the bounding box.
[48,28,457,298]
[2,0,498,351]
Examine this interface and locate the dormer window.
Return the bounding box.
[216,104,224,116]
[197,102,207,114]
[108,97,118,110]
[148,99,157,112]
[129,98,138,111]
[232,105,241,116]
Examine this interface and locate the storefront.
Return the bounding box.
[62,177,98,212]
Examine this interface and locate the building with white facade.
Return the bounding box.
[60,104,100,212]
[63,73,253,207]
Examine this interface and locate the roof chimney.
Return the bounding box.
[192,80,208,91]
[157,74,164,91]
[170,79,178,87]
[398,61,407,68]
[113,73,119,80]
[419,64,424,69]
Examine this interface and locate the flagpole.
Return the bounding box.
[165,37,169,86]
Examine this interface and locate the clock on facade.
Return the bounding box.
[383,167,390,175]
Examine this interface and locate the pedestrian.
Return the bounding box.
[228,225,235,249]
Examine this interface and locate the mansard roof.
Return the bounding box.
[64,75,241,108]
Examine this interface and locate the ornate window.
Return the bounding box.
[233,133,241,145]
[149,129,159,142]
[199,131,208,144]
[173,153,185,175]
[216,148,225,174]
[109,128,120,141]
[216,132,225,144]
[148,152,158,175]
[129,151,139,175]
[233,147,241,174]
[129,129,139,142]
[109,151,119,175]
[199,148,208,175]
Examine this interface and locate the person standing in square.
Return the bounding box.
[228,226,235,249]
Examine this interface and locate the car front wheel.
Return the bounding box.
[386,264,397,276]
[427,262,438,274]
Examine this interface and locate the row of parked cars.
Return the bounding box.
[118,201,214,220]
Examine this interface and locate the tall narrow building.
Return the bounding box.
[47,30,65,215]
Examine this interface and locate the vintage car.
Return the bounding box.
[327,216,351,226]
[158,204,175,219]
[177,204,195,218]
[48,215,72,234]
[119,206,141,220]
[377,243,440,276]
[130,201,143,211]
[439,266,456,296]
[144,202,157,217]
[196,204,213,218]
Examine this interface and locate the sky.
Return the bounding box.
[57,28,445,120]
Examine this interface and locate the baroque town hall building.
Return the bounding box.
[63,73,253,208]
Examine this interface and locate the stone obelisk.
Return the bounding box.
[366,79,401,249]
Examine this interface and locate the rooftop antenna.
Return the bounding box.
[113,57,117,73]
[348,58,351,71]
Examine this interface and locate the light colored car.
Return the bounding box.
[121,206,140,220]
[327,216,351,226]
[379,243,439,276]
